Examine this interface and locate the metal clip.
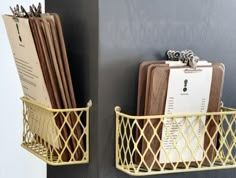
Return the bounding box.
[31,4,39,17]
[9,6,19,22]
[10,3,42,19]
[167,50,180,61]
[31,3,42,17]
[188,56,199,69]
[166,49,199,68]
[29,5,40,17]
[20,6,29,18]
[15,4,20,15]
[38,3,42,14]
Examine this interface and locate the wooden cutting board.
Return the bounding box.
[137,61,165,116]
[50,14,85,160]
[31,17,72,161]
[30,16,84,161]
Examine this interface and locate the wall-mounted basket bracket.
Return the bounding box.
[21,97,91,166]
[115,106,236,176]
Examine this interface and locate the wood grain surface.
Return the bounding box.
[136,62,225,169]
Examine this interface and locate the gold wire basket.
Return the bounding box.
[115,106,236,176]
[21,97,92,166]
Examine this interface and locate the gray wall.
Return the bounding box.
[46,0,99,178]
[47,0,236,178]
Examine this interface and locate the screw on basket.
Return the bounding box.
[87,100,93,108]
[114,106,121,112]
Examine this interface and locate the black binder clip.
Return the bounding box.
[9,5,19,22]
[10,3,42,19]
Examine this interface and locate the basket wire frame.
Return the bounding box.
[115,106,236,176]
[21,97,91,166]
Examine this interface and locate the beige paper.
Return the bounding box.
[2,15,60,149]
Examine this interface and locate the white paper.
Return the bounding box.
[159,67,212,163]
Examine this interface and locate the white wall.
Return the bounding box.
[0,1,46,178]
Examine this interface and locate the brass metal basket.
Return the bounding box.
[21,97,92,166]
[115,106,236,176]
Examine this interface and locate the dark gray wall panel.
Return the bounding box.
[46,0,99,178]
[47,0,236,177]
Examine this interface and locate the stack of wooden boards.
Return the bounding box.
[135,60,225,169]
[3,10,83,161]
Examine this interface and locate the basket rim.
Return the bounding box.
[114,106,236,120]
[21,97,92,112]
